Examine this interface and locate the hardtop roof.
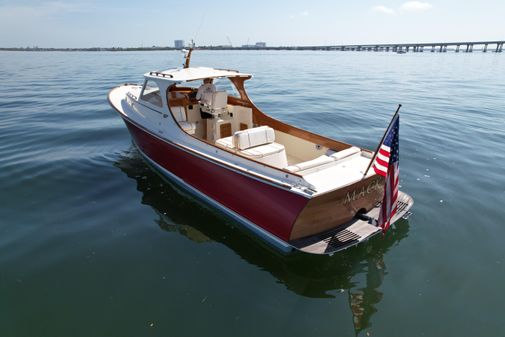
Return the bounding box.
[145,66,252,82]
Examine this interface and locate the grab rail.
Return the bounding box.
[149,71,173,78]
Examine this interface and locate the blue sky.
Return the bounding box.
[0,0,503,47]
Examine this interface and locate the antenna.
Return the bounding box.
[182,40,195,68]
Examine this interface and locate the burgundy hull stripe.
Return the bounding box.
[123,118,308,241]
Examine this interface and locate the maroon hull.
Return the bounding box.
[122,118,309,241]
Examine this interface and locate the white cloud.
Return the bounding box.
[372,5,395,15]
[400,1,433,12]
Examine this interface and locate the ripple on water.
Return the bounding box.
[1,50,505,337]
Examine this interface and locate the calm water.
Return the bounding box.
[1,50,504,337]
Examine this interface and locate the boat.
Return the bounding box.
[108,51,413,255]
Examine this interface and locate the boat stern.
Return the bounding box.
[290,190,413,255]
[289,175,385,240]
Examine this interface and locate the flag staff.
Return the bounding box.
[362,104,402,180]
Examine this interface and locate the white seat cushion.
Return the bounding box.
[285,147,363,174]
[242,143,288,168]
[329,146,361,161]
[233,126,275,150]
[215,136,235,150]
[201,91,228,115]
[285,155,334,173]
[172,106,196,134]
[172,106,187,122]
[179,121,196,134]
[216,135,288,168]
[241,142,285,158]
[212,91,228,109]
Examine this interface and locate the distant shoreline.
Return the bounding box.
[1,41,502,53]
[0,46,324,52]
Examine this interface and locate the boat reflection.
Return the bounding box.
[115,149,410,335]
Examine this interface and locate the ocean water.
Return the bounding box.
[1,50,504,337]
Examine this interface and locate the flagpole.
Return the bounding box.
[362,104,402,180]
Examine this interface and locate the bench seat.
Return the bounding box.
[285,146,361,174]
[215,126,288,168]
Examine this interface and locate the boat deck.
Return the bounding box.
[301,154,372,194]
[290,191,413,255]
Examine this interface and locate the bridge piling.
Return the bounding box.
[293,40,504,54]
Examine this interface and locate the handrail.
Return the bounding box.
[149,71,173,78]
[215,68,240,73]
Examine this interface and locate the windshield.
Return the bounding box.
[183,77,239,98]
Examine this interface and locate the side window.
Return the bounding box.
[140,80,163,107]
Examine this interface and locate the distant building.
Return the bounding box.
[255,42,266,48]
[174,40,184,49]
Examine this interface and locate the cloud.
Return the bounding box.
[372,5,395,15]
[400,1,433,12]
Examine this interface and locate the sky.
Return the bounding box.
[0,0,504,48]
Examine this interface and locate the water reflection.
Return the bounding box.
[115,148,410,335]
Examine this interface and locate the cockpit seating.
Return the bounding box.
[215,126,288,168]
[172,106,196,135]
[200,91,228,115]
[284,146,361,174]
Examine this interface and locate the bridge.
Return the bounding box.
[296,40,504,53]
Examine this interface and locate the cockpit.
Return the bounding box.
[166,77,253,142]
[136,67,368,186]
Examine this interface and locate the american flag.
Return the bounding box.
[373,114,400,232]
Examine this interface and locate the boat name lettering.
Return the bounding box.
[343,179,381,204]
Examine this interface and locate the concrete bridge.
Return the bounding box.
[298,41,504,53]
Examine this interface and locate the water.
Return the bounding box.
[1,50,504,337]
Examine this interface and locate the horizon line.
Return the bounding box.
[2,39,505,51]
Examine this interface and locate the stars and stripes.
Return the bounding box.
[372,144,391,177]
[374,114,400,233]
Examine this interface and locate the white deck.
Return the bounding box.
[302,155,372,193]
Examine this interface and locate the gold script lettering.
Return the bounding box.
[343,179,381,205]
